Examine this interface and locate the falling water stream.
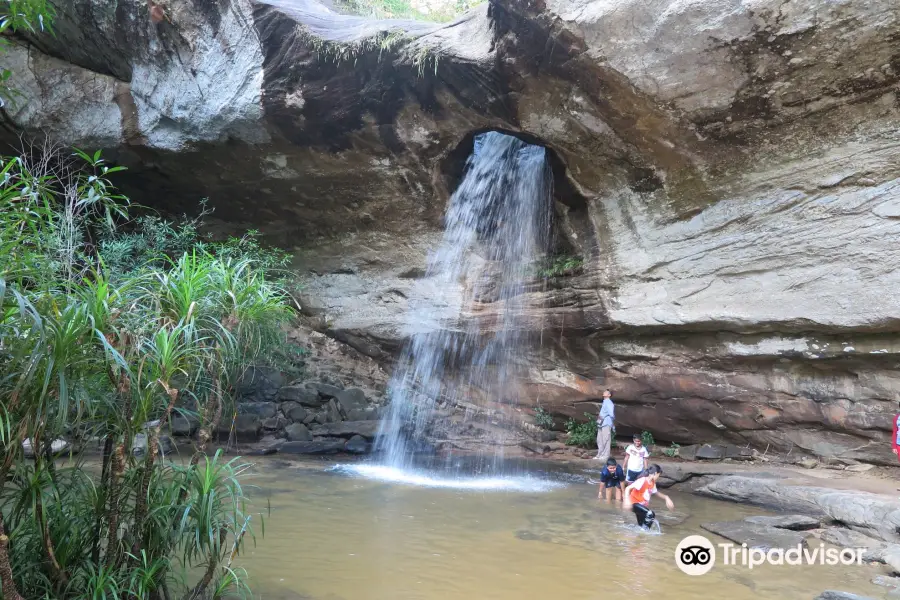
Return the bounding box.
[363,131,553,485]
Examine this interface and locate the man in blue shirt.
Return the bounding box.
[598,457,625,500]
[594,389,615,461]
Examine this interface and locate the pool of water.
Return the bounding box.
[236,458,885,600]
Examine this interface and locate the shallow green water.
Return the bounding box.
[234,458,886,600]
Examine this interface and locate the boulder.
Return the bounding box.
[285,423,313,442]
[695,444,725,460]
[521,441,549,455]
[247,439,285,456]
[820,528,887,553]
[280,402,308,422]
[237,402,277,419]
[170,414,199,436]
[132,434,174,457]
[22,438,70,458]
[814,593,877,600]
[305,382,343,400]
[277,386,324,407]
[217,414,261,443]
[310,421,394,440]
[236,367,284,403]
[279,440,346,455]
[347,408,378,421]
[678,443,751,461]
[335,388,367,413]
[697,476,900,543]
[345,435,369,454]
[325,399,343,423]
[701,520,810,551]
[262,416,288,431]
[744,515,820,531]
[872,575,900,590]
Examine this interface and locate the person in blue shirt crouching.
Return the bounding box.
[598,457,625,501]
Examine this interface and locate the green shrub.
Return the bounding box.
[533,405,554,429]
[641,430,655,447]
[565,413,598,447]
[0,146,293,599]
[662,442,680,457]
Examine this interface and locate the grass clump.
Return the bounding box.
[537,254,584,278]
[332,0,483,23]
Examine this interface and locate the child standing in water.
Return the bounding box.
[623,465,674,530]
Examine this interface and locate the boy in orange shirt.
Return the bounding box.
[622,465,675,530]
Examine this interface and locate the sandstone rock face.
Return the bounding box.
[7,0,900,461]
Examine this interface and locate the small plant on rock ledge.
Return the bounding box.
[533,405,554,429]
[537,254,584,278]
[662,442,680,458]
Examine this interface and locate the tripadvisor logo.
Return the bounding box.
[675,535,864,576]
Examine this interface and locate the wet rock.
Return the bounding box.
[286,404,309,423]
[744,515,820,531]
[305,382,343,400]
[814,592,877,600]
[303,413,317,425]
[285,423,313,442]
[345,434,369,454]
[820,528,886,553]
[262,416,288,431]
[277,386,324,407]
[238,402,277,419]
[310,420,393,439]
[133,434,174,457]
[278,440,345,455]
[521,441,549,455]
[170,414,199,436]
[247,439,284,456]
[23,438,70,458]
[314,412,328,425]
[336,387,367,413]
[701,520,810,551]
[217,414,261,443]
[697,476,900,543]
[872,575,900,590]
[347,407,378,421]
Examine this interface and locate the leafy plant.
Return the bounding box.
[537,254,584,278]
[565,413,598,447]
[0,146,293,600]
[641,430,655,448]
[662,442,680,458]
[0,0,55,107]
[533,405,554,429]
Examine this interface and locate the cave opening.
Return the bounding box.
[439,128,591,259]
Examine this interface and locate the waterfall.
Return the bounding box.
[376,131,552,475]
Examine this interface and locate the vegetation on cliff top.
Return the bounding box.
[0,140,294,599]
[332,0,481,23]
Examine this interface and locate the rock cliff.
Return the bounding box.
[6,0,900,463]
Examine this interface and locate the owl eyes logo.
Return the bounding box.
[675,535,716,575]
